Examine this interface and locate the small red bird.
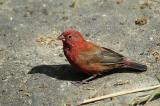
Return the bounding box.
[57,29,147,83]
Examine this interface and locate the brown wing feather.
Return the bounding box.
[78,45,124,66]
[100,47,124,64]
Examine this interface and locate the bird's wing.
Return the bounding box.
[78,46,124,65]
[99,47,124,64]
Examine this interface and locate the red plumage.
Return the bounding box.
[57,29,147,75]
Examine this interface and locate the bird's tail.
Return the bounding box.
[123,59,147,71]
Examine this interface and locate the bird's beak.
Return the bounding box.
[57,34,65,41]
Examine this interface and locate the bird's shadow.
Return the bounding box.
[28,64,90,81]
[28,64,144,82]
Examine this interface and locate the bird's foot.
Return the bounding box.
[71,74,98,85]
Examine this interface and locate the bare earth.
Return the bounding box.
[0,0,160,106]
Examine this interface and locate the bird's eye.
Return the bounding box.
[68,35,72,39]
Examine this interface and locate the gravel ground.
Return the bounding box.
[0,0,160,106]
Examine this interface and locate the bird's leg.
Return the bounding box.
[72,74,101,85]
[72,74,98,85]
[81,74,98,84]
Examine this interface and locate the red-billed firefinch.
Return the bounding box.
[57,29,147,82]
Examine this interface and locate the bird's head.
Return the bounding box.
[57,29,86,48]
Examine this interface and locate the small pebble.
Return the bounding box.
[10,17,13,21]
[42,4,46,7]
[85,33,90,37]
[102,14,106,17]
[135,17,147,25]
[149,37,153,41]
[41,8,48,15]
[92,17,96,21]
[62,16,68,21]
[116,0,123,4]
[119,22,124,25]
[156,43,160,46]
[59,53,63,57]
[3,34,6,36]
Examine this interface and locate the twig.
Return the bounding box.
[77,84,160,106]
